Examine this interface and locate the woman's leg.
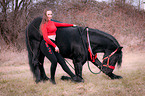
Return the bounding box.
[40,40,57,84]
[54,52,83,82]
[40,40,83,83]
[54,52,75,78]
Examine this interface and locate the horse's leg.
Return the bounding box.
[38,52,49,81]
[54,52,82,82]
[107,73,122,79]
[73,59,84,82]
[60,60,84,82]
[31,40,41,83]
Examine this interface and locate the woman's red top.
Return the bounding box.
[40,20,73,48]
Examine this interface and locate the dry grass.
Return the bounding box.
[0,1,144,95]
[0,50,145,96]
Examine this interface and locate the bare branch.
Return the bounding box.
[18,0,25,8]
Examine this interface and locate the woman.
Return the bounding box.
[40,9,80,84]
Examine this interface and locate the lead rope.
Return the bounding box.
[64,59,75,70]
[86,28,101,74]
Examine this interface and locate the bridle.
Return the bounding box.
[102,48,118,70]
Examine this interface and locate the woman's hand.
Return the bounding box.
[73,24,77,27]
[55,46,59,53]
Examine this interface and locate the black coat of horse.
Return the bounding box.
[26,17,123,83]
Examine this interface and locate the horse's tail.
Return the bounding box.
[25,17,43,78]
[25,27,35,78]
[117,47,123,68]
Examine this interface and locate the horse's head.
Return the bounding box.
[102,47,123,74]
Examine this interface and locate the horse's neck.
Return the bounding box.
[88,28,119,52]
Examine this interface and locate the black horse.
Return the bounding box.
[26,17,123,83]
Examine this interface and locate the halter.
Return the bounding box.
[102,48,118,69]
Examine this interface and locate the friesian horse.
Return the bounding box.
[26,17,123,83]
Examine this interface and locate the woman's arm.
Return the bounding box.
[54,22,74,27]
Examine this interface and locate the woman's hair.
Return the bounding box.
[41,8,51,24]
[40,8,51,35]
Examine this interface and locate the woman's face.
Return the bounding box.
[46,10,52,20]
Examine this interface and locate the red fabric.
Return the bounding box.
[88,47,97,62]
[103,65,115,69]
[41,20,73,48]
[109,66,115,69]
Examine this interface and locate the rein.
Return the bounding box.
[86,27,101,74]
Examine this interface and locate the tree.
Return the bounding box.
[0,0,32,45]
[0,0,11,44]
[114,0,126,6]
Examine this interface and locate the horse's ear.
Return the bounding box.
[118,47,123,52]
[119,46,123,49]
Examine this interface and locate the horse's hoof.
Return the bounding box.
[81,79,84,83]
[42,77,49,83]
[50,79,56,84]
[111,75,123,79]
[43,77,49,81]
[71,76,84,83]
[35,79,41,84]
[61,76,71,80]
[116,76,123,79]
